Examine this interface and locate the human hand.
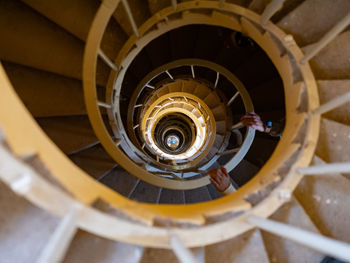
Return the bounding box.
[240,112,269,133]
[208,166,231,192]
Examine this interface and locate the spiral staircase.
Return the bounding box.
[1,0,350,262]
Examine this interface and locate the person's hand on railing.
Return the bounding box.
[208,166,234,195]
[240,112,270,133]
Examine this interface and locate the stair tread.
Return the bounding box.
[229,159,260,187]
[158,188,185,204]
[99,167,139,197]
[206,183,222,200]
[69,144,116,180]
[2,61,95,117]
[205,229,270,263]
[23,0,98,41]
[112,0,150,37]
[64,229,143,263]
[37,115,98,155]
[148,0,171,15]
[277,0,350,46]
[129,180,161,203]
[306,29,350,79]
[295,155,350,243]
[261,197,324,263]
[0,1,109,86]
[317,80,350,126]
[184,186,211,204]
[0,181,60,263]
[316,117,350,164]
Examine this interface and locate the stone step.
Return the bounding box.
[306,30,350,79]
[205,229,270,263]
[2,61,96,117]
[158,188,185,204]
[69,144,117,180]
[148,0,171,15]
[112,0,150,37]
[63,230,143,263]
[277,0,350,46]
[316,117,350,164]
[37,116,99,155]
[317,80,350,126]
[211,104,227,121]
[24,0,128,60]
[0,181,60,263]
[261,197,324,263]
[0,0,109,86]
[23,0,98,41]
[294,155,350,243]
[99,166,139,198]
[184,185,212,204]
[229,159,259,187]
[203,91,221,109]
[129,180,161,203]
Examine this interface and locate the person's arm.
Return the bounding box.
[240,112,284,137]
[208,166,234,195]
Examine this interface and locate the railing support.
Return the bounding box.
[298,162,350,175]
[248,215,350,262]
[214,72,220,88]
[260,0,286,25]
[121,0,139,37]
[98,101,112,109]
[191,65,195,79]
[170,235,199,263]
[227,92,240,106]
[218,0,226,8]
[166,70,174,80]
[312,91,350,115]
[231,122,244,130]
[300,13,350,64]
[217,148,240,156]
[98,49,118,71]
[171,0,177,11]
[37,205,81,263]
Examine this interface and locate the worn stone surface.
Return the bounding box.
[37,116,98,154]
[278,0,350,46]
[261,197,324,263]
[64,230,143,263]
[308,30,350,79]
[158,188,185,204]
[316,118,350,163]
[3,62,89,117]
[295,155,350,243]
[100,166,139,197]
[0,1,104,84]
[129,180,161,203]
[0,181,59,263]
[317,80,350,126]
[184,186,211,204]
[69,144,117,180]
[206,229,269,263]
